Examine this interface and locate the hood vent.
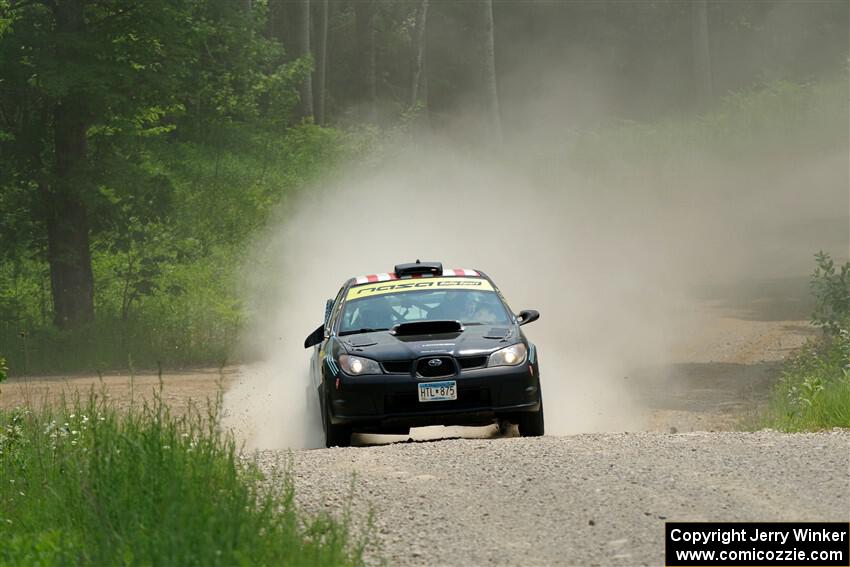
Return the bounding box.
[483,327,510,339]
[391,320,462,336]
[346,337,378,348]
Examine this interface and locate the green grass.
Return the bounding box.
[0,389,371,566]
[761,330,850,431]
[761,252,850,431]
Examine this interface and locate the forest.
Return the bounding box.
[0,0,847,374]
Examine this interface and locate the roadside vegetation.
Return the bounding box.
[0,0,381,374]
[0,389,370,566]
[0,122,351,373]
[762,252,850,431]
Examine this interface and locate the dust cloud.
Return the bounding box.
[218,2,849,450]
[222,124,847,449]
[223,4,849,447]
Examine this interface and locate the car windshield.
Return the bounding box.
[338,289,511,335]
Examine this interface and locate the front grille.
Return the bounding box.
[386,356,485,374]
[384,388,491,413]
[382,360,412,374]
[458,356,487,370]
[416,356,456,378]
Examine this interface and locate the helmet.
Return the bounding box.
[354,299,391,329]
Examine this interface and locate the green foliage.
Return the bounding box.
[0,393,370,566]
[763,330,850,431]
[0,0,349,372]
[0,121,346,374]
[0,356,6,383]
[762,253,850,431]
[810,251,850,335]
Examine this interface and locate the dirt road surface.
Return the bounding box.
[0,367,238,415]
[274,431,849,566]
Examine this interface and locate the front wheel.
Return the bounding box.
[517,403,544,437]
[322,394,351,448]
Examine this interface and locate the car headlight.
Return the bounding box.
[338,355,382,375]
[488,343,528,367]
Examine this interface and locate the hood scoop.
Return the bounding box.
[390,320,463,336]
[346,337,378,348]
[483,327,511,339]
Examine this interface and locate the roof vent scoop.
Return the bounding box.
[391,320,461,336]
[393,260,442,277]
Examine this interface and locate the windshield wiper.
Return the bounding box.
[338,327,388,336]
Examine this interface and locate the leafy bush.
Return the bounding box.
[0,392,370,566]
[811,251,850,334]
[763,252,850,431]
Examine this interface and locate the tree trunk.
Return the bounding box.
[354,0,376,122]
[410,0,429,109]
[692,0,713,107]
[48,0,95,329]
[481,0,502,142]
[267,0,283,39]
[294,0,313,120]
[269,0,313,121]
[313,0,328,125]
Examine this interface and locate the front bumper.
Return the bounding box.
[327,363,541,432]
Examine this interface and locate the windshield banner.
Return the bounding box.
[346,277,494,300]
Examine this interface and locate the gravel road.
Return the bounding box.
[264,430,850,566]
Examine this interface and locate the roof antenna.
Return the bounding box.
[415,259,420,264]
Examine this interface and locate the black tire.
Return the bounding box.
[322,394,351,448]
[517,403,545,437]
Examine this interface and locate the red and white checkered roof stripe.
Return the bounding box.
[353,268,479,285]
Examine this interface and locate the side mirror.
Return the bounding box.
[517,309,540,326]
[323,299,334,325]
[304,324,325,348]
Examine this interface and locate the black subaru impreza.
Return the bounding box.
[304,261,542,447]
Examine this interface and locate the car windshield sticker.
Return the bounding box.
[346,277,495,300]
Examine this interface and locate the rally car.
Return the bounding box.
[304,261,543,447]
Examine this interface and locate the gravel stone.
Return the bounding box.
[255,430,850,566]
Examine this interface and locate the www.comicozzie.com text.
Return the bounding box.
[669,527,848,546]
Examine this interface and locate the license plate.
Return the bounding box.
[418,380,457,402]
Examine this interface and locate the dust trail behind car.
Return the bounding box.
[222,138,847,449]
